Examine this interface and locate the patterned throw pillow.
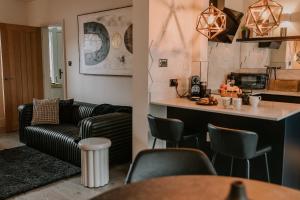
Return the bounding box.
[31,98,60,125]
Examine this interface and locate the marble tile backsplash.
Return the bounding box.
[208,42,241,90]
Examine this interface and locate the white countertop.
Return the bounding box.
[151,98,300,121]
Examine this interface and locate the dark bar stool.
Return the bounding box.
[147,114,200,149]
[125,148,217,184]
[207,124,271,182]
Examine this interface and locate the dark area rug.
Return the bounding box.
[0,146,81,200]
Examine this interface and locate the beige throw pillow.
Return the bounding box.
[31,98,60,125]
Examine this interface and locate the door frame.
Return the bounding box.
[41,20,67,99]
[0,24,6,132]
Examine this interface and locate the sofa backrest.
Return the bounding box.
[19,101,132,129]
[74,101,98,120]
[92,104,132,116]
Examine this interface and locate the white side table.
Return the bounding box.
[78,137,111,188]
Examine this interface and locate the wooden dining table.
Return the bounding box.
[92,175,300,200]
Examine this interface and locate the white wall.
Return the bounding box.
[0,0,28,25]
[149,0,207,101]
[139,0,208,152]
[131,0,208,155]
[148,0,208,100]
[26,0,133,106]
[132,0,149,157]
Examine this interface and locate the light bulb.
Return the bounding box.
[261,10,270,21]
[207,14,216,25]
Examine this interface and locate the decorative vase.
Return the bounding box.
[241,29,250,39]
[226,181,249,200]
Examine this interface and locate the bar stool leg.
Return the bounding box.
[230,157,234,176]
[152,138,157,149]
[265,153,270,182]
[212,153,217,166]
[246,159,250,179]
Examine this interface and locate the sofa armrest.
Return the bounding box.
[80,112,132,139]
[80,112,132,164]
[18,104,33,143]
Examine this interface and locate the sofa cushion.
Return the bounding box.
[113,106,132,113]
[32,98,60,125]
[59,100,80,125]
[92,104,132,116]
[59,99,74,124]
[25,124,80,143]
[71,105,81,125]
[24,124,81,166]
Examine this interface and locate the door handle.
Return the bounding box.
[59,69,63,79]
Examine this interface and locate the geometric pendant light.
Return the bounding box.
[196,3,227,39]
[245,0,283,36]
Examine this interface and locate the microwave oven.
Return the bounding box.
[227,73,268,89]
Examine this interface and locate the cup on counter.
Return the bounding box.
[249,96,261,108]
[232,98,242,110]
[222,97,231,109]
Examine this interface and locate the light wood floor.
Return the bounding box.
[0,133,128,200]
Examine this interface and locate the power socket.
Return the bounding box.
[159,59,168,67]
[169,79,178,87]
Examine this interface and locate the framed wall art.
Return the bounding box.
[78,6,133,76]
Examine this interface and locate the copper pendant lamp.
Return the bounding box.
[245,0,283,36]
[196,3,226,39]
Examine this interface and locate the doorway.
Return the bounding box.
[41,23,66,99]
[0,23,44,132]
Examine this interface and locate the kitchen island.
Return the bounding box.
[151,97,300,189]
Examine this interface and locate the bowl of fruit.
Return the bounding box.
[219,84,242,98]
[196,96,218,106]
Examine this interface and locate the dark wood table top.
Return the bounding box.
[92,175,300,200]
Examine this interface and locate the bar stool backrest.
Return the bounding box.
[208,124,258,159]
[125,148,217,184]
[147,114,184,143]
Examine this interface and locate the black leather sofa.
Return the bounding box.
[18,102,132,166]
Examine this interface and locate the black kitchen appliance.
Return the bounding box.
[189,76,209,101]
[190,76,201,99]
[227,73,267,90]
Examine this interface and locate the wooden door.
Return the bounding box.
[0,24,43,132]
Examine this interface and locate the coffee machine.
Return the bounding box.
[189,76,208,101]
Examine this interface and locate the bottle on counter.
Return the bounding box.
[226,181,249,200]
[200,82,207,98]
